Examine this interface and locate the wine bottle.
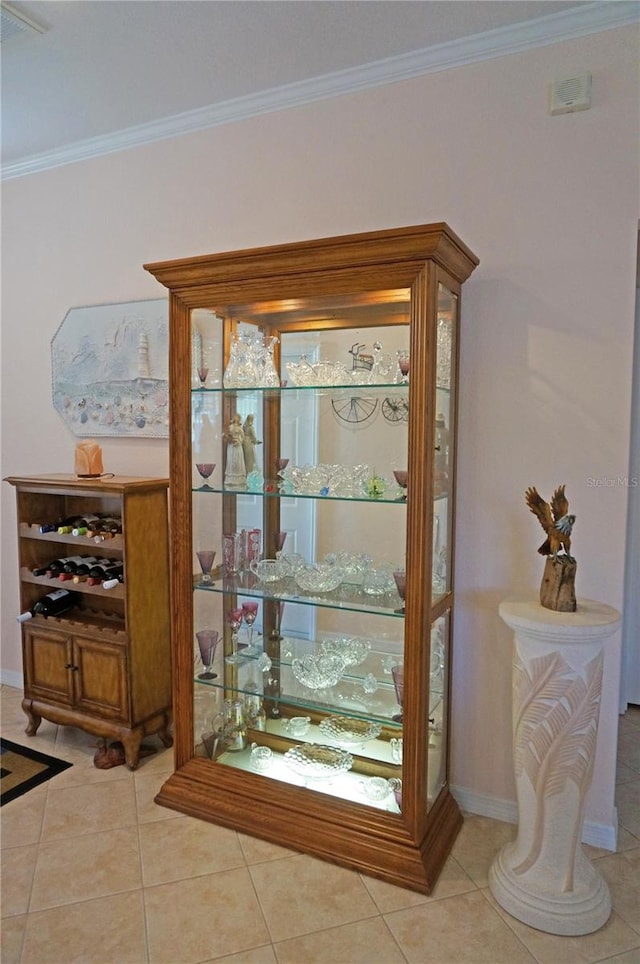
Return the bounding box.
[87,516,122,537]
[85,560,115,584]
[99,563,125,589]
[72,557,109,582]
[17,589,81,622]
[58,555,100,580]
[56,516,85,534]
[38,521,62,534]
[42,556,77,577]
[71,515,103,536]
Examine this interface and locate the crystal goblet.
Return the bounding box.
[392,664,404,722]
[196,550,216,585]
[195,629,219,680]
[196,463,215,489]
[242,600,260,654]
[225,607,243,664]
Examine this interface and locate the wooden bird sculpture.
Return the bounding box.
[525,484,576,562]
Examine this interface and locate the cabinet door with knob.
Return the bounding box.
[145,223,478,893]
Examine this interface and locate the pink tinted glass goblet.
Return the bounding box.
[393,569,406,613]
[196,630,219,680]
[197,366,209,386]
[225,607,243,664]
[276,458,289,473]
[392,664,404,722]
[276,531,287,552]
[397,351,410,383]
[196,550,216,584]
[196,463,216,489]
[242,600,259,652]
[393,470,408,499]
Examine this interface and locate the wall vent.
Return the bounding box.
[0,2,46,44]
[549,73,592,115]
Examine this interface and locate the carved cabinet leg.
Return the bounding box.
[22,699,42,736]
[120,731,144,770]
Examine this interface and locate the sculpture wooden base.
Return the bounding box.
[540,556,576,612]
[490,597,620,935]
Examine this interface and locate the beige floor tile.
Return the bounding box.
[0,913,26,964]
[135,769,183,823]
[1,722,60,753]
[484,888,640,963]
[617,780,640,838]
[144,867,270,964]
[1,787,46,849]
[249,852,379,942]
[139,813,246,885]
[238,831,298,864]
[585,826,639,859]
[41,743,135,787]
[274,915,407,963]
[30,826,142,911]
[617,761,640,786]
[41,778,137,840]
[1,844,38,917]
[451,814,517,887]
[596,847,640,932]
[361,854,476,913]
[593,950,640,963]
[20,890,148,964]
[207,946,278,964]
[617,735,640,773]
[385,888,535,963]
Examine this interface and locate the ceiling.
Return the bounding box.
[1,1,635,176]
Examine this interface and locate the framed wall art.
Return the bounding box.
[51,298,169,438]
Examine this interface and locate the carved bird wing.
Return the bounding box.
[550,484,569,524]
[525,487,554,535]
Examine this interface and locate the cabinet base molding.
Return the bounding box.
[22,698,172,769]
[155,759,462,894]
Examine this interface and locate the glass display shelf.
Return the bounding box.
[192,484,411,504]
[193,572,405,617]
[193,638,444,724]
[192,382,412,396]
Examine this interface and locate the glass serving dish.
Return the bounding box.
[318,716,382,745]
[294,563,344,593]
[291,654,346,690]
[284,743,353,780]
[319,636,371,667]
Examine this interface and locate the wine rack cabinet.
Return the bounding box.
[5,474,173,768]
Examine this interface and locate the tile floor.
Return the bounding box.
[1,685,638,964]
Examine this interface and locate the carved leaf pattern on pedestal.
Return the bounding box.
[511,649,604,888]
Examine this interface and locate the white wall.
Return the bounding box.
[2,25,638,843]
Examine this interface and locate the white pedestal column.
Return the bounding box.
[488,596,621,936]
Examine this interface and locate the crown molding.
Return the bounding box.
[3,1,638,181]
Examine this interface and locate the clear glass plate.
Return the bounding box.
[319,716,382,745]
[283,744,353,779]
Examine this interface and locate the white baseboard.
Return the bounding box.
[451,784,618,852]
[1,669,23,689]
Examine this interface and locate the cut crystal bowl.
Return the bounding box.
[319,636,371,667]
[294,563,343,593]
[318,716,382,745]
[284,743,353,779]
[291,654,346,690]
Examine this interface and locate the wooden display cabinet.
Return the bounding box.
[145,223,478,891]
[5,474,173,768]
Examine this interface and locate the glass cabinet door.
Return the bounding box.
[190,291,416,811]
